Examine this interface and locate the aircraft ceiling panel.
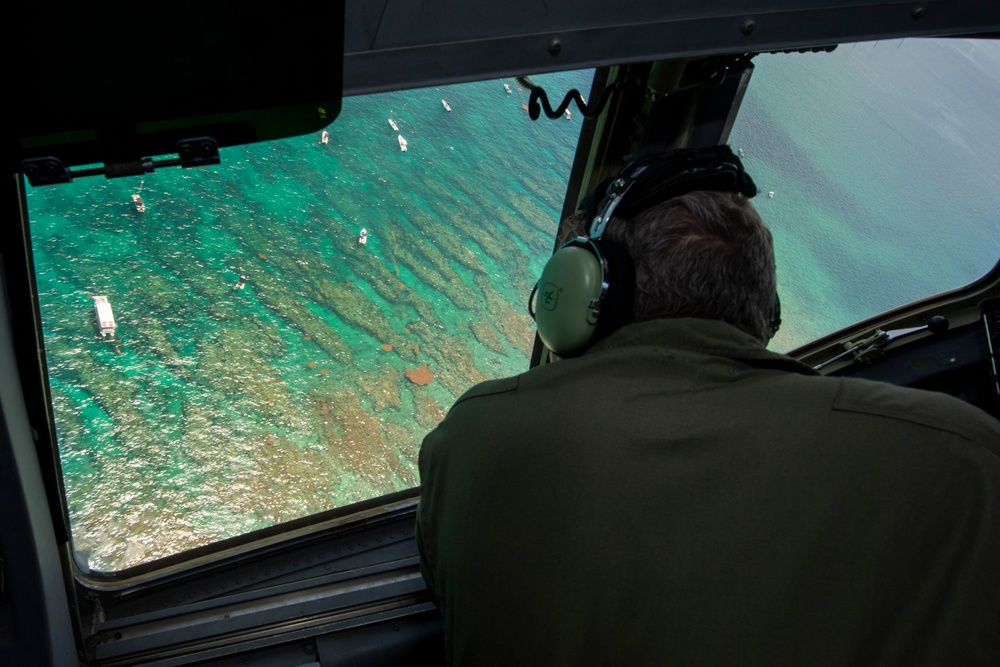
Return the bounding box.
[343,0,1000,95]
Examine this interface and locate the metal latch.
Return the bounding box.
[814,315,949,371]
[18,137,220,186]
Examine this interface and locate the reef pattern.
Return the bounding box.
[28,71,585,571]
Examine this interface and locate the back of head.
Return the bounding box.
[536,146,778,354]
[601,190,776,344]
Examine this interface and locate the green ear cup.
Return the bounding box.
[534,243,605,355]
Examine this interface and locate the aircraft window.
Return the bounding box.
[26,71,590,572]
[729,38,1000,352]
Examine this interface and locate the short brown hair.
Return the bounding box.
[563,191,776,343]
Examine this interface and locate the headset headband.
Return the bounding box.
[532,145,768,356]
[584,145,757,236]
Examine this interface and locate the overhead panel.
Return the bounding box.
[342,0,1000,95]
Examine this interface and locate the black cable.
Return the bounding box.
[515,74,637,121]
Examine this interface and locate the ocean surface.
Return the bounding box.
[26,39,1000,571]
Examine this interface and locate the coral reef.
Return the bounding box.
[357,367,404,412]
[34,74,573,570]
[382,228,477,311]
[405,363,434,386]
[474,274,537,356]
[411,387,448,434]
[405,320,490,397]
[468,319,507,355]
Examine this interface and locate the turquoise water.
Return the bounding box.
[731,39,1000,350]
[26,40,1000,571]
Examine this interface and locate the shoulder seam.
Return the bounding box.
[832,379,1000,446]
[452,375,520,407]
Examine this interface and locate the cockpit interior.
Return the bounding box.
[3,2,999,665]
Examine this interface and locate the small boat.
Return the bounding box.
[320,130,329,144]
[768,191,775,198]
[398,134,408,152]
[564,108,572,120]
[388,118,399,131]
[92,295,117,337]
[359,228,368,245]
[739,147,745,157]
[442,99,451,112]
[131,193,145,213]
[503,83,513,94]
[234,276,247,290]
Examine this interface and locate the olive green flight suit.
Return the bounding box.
[417,318,1000,666]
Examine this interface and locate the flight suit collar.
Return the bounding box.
[588,317,819,376]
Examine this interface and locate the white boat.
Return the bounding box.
[234,276,247,290]
[359,228,368,245]
[398,134,408,152]
[388,118,399,131]
[92,296,117,336]
[768,191,775,198]
[131,193,145,213]
[442,99,451,111]
[503,82,513,94]
[320,130,329,144]
[564,108,572,120]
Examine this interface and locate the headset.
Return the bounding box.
[529,145,780,357]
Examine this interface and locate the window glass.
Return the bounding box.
[28,71,590,572]
[31,37,1000,573]
[729,38,1000,352]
